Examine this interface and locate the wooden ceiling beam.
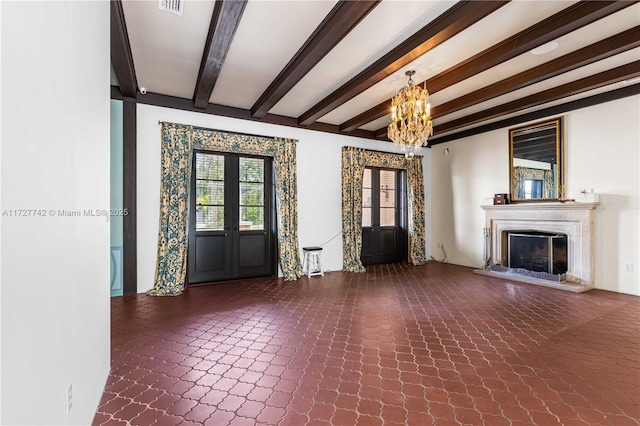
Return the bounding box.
[251,0,380,119]
[340,103,389,133]
[428,83,640,145]
[112,86,376,140]
[373,127,388,140]
[432,25,640,118]
[110,0,138,98]
[193,0,248,109]
[346,1,636,133]
[298,0,510,126]
[434,61,640,135]
[428,0,634,94]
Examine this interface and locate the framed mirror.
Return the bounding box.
[509,117,563,202]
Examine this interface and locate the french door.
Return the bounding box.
[361,167,407,265]
[188,151,275,283]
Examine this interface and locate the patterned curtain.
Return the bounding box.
[273,139,302,280]
[341,147,366,272]
[543,169,555,198]
[512,167,525,199]
[148,123,302,296]
[341,147,427,273]
[406,158,426,265]
[148,124,193,296]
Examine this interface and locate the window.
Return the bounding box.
[362,168,372,227]
[379,170,396,226]
[361,167,398,227]
[195,153,224,230]
[238,157,265,230]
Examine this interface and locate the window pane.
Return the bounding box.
[362,188,372,208]
[240,182,264,206]
[238,158,265,230]
[380,170,396,225]
[362,168,372,188]
[240,207,264,230]
[196,153,224,180]
[362,207,372,227]
[362,169,372,226]
[239,157,264,182]
[380,170,396,208]
[196,206,224,230]
[196,180,224,205]
[380,188,396,208]
[380,207,395,226]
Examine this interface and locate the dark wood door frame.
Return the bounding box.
[122,100,137,295]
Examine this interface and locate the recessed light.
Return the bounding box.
[530,41,559,55]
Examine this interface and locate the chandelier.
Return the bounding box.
[387,70,433,157]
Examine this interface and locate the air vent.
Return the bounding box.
[158,0,184,16]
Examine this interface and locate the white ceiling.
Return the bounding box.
[116,0,640,142]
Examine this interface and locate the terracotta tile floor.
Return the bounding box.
[94,262,640,425]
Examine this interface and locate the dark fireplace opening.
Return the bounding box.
[508,231,568,275]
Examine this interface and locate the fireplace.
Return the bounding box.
[474,202,598,292]
[507,231,567,275]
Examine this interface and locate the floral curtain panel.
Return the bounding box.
[406,158,426,265]
[341,147,366,272]
[148,125,193,296]
[341,146,426,272]
[148,122,302,296]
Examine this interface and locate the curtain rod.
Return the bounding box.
[158,120,293,142]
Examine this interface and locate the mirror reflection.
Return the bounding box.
[509,117,563,202]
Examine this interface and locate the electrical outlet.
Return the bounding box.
[66,384,72,414]
[624,263,633,272]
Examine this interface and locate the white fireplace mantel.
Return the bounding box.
[478,202,599,292]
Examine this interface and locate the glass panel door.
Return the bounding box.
[361,167,406,265]
[189,152,275,283]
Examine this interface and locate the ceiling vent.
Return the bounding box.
[158,0,184,16]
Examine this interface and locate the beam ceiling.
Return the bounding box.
[297,0,510,126]
[358,1,636,134]
[251,1,381,119]
[193,0,248,109]
[112,0,640,147]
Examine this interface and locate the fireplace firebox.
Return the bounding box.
[508,231,567,275]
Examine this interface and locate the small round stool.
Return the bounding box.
[302,247,324,277]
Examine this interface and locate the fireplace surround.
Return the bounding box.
[474,202,599,292]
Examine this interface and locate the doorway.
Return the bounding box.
[188,151,276,283]
[361,167,407,265]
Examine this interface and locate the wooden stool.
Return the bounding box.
[302,247,323,277]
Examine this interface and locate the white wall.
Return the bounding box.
[430,129,507,267]
[1,2,111,424]
[136,104,431,293]
[431,95,640,295]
